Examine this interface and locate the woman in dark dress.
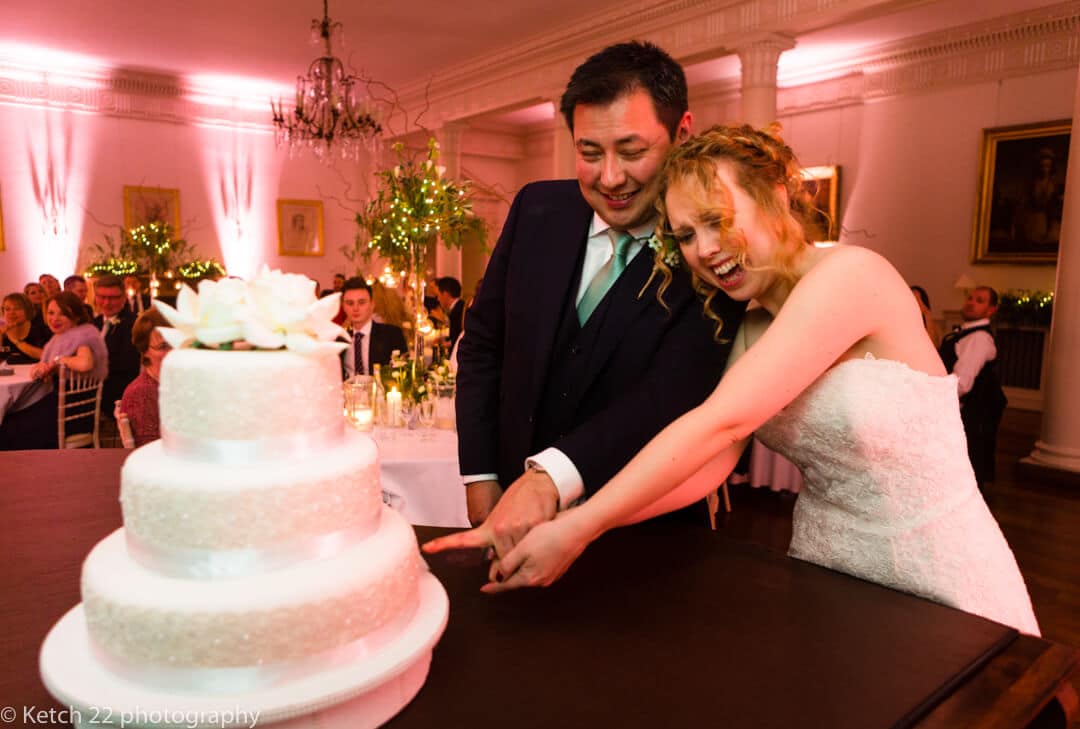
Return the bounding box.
[1,293,52,363]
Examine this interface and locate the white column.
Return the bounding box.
[551,97,576,179]
[1024,75,1080,474]
[435,121,466,280]
[735,34,795,129]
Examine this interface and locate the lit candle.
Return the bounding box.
[386,387,402,427]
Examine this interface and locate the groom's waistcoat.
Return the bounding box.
[532,243,642,452]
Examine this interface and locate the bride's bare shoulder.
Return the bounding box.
[799,245,905,296]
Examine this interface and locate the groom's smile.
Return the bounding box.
[572,87,691,231]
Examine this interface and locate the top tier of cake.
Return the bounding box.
[159,348,344,457]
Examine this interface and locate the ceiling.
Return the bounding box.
[1,0,630,91]
[1,0,1066,124]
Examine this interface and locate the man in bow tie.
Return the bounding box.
[93,275,141,417]
[451,41,746,547]
[339,278,406,380]
[938,286,1008,489]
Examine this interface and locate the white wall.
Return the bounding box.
[776,68,1074,314]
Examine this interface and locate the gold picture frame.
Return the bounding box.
[123,186,181,235]
[971,119,1069,264]
[277,199,325,257]
[800,165,840,242]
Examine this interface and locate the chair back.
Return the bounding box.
[57,364,104,449]
[114,402,136,449]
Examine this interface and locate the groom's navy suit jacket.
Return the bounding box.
[456,180,746,496]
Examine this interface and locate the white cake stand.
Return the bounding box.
[40,573,448,729]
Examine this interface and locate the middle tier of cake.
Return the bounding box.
[121,430,381,569]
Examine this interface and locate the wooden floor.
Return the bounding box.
[715,408,1080,726]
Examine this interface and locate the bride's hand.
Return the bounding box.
[481,511,595,593]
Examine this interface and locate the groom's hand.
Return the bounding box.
[482,469,559,559]
[466,480,503,527]
[428,472,559,561]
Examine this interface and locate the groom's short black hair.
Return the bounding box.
[560,41,688,139]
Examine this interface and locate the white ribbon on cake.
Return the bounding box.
[160,421,345,465]
[126,521,379,580]
[88,596,420,694]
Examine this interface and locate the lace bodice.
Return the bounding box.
[756,355,1039,634]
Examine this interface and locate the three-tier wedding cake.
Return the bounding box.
[40,270,448,728]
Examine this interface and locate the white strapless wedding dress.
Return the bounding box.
[755,355,1040,635]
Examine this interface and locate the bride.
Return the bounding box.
[425,124,1039,635]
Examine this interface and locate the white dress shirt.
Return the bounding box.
[344,320,374,378]
[950,318,997,397]
[463,214,654,509]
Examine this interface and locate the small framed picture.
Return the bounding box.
[124,186,181,235]
[800,165,840,242]
[971,119,1069,264]
[277,199,325,257]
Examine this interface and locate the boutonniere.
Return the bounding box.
[647,232,681,268]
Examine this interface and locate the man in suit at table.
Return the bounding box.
[435,276,465,349]
[339,277,407,379]
[93,275,140,413]
[455,41,745,539]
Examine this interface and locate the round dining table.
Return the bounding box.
[371,425,469,528]
[0,363,36,424]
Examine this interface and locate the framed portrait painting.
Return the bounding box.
[800,165,840,242]
[123,186,181,235]
[971,120,1070,264]
[277,199,325,257]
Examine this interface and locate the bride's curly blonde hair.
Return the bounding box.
[644,123,825,337]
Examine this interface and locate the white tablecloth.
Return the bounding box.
[371,427,469,528]
[0,364,35,424]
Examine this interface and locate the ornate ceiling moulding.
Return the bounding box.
[0,61,275,132]
[774,1,1080,113]
[398,0,925,127]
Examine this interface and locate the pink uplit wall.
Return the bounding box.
[0,94,377,296]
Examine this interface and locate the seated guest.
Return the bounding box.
[340,277,406,379]
[23,282,46,319]
[119,308,170,446]
[371,280,408,328]
[321,273,346,298]
[64,275,95,320]
[123,275,152,314]
[93,275,140,414]
[435,276,465,348]
[39,273,61,299]
[1,293,52,363]
[0,292,108,450]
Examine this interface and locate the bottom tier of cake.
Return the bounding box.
[82,506,421,671]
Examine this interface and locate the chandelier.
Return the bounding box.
[271,0,382,161]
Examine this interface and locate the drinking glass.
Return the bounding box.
[344,375,375,431]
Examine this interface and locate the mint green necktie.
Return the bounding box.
[578,231,634,325]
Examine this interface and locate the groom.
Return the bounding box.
[455,41,745,550]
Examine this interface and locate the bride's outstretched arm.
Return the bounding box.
[427,248,919,590]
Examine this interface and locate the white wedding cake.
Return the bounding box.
[41,271,448,728]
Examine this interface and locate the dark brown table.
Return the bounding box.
[1,449,1076,728]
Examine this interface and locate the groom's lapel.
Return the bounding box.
[520,190,593,406]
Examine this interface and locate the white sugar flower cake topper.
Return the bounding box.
[155,266,347,354]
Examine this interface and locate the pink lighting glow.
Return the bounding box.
[4,106,94,283]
